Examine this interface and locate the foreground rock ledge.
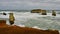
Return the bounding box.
[0,25,59,34]
[0,20,59,34]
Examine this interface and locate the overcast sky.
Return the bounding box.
[0,0,60,10]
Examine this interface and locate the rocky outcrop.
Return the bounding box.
[41,10,47,15]
[0,25,59,34]
[0,20,59,34]
[9,13,15,25]
[0,20,6,26]
[3,12,6,15]
[52,10,56,16]
[31,9,41,13]
[0,20,9,27]
[31,9,47,15]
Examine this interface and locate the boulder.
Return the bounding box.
[3,12,6,15]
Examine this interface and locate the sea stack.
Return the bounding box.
[31,9,41,13]
[41,10,47,15]
[9,13,15,25]
[52,10,56,16]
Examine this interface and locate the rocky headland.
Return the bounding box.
[0,20,59,34]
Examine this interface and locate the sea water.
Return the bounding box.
[0,10,60,30]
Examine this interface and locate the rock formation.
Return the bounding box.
[0,20,59,34]
[52,10,56,16]
[31,9,41,13]
[3,12,6,15]
[31,9,47,15]
[41,10,47,15]
[0,25,59,34]
[0,20,9,27]
[9,13,15,25]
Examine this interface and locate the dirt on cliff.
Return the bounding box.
[0,25,59,34]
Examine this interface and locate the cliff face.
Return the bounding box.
[0,20,59,34]
[0,20,8,27]
[0,25,59,34]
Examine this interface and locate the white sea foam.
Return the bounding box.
[32,26,47,30]
[18,24,25,27]
[0,12,60,30]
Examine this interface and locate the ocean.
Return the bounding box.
[0,10,60,30]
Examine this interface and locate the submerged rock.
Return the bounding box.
[3,12,6,15]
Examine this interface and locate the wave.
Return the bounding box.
[0,12,60,30]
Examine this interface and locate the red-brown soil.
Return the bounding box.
[0,25,59,34]
[0,20,59,34]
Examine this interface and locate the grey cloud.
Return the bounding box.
[0,0,60,10]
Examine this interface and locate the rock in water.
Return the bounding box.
[52,10,56,16]
[41,10,47,15]
[3,12,6,15]
[9,13,15,25]
[31,9,41,13]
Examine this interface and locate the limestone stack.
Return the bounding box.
[9,13,15,25]
[52,10,56,16]
[41,10,47,15]
[31,9,41,13]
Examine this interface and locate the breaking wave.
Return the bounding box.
[0,11,60,30]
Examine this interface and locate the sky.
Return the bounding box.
[0,0,60,10]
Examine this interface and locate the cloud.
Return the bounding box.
[0,0,60,10]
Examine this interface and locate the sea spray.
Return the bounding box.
[0,11,60,30]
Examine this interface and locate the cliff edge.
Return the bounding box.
[0,20,59,34]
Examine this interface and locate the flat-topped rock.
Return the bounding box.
[41,10,47,15]
[31,9,41,13]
